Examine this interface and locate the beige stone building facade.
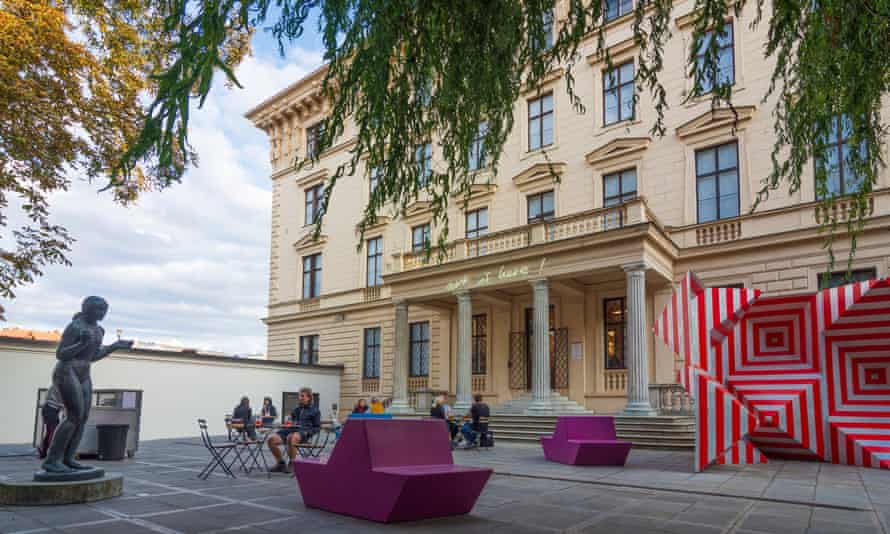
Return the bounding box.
[246,0,890,416]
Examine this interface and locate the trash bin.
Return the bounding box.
[96,424,129,461]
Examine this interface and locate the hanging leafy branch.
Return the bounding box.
[5,0,889,307]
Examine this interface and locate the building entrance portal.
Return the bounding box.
[507,307,569,391]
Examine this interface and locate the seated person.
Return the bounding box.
[260,396,278,422]
[353,398,369,414]
[460,394,490,447]
[232,396,257,440]
[369,396,386,414]
[267,387,321,472]
[432,395,459,443]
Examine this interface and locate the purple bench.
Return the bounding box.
[541,416,631,466]
[293,418,492,522]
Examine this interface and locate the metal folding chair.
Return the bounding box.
[293,424,332,459]
[197,419,241,479]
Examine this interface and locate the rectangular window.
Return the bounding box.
[465,208,489,239]
[306,123,324,159]
[299,335,319,365]
[817,115,867,199]
[527,190,555,223]
[603,169,638,207]
[468,121,488,171]
[301,253,322,299]
[305,183,324,225]
[695,24,735,94]
[415,143,432,186]
[409,321,430,377]
[540,9,555,50]
[472,314,487,375]
[363,328,381,378]
[411,224,430,253]
[369,167,379,195]
[604,0,633,21]
[696,141,739,223]
[528,93,554,151]
[603,298,626,370]
[817,268,876,289]
[603,62,635,125]
[366,237,383,287]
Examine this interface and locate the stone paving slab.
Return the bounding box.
[0,438,887,533]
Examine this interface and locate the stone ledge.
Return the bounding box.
[0,473,123,505]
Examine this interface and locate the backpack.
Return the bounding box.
[480,431,494,448]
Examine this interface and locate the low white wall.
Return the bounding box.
[0,339,341,444]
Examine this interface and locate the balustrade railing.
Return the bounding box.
[649,383,694,415]
[399,198,655,272]
[472,375,487,393]
[361,378,379,393]
[603,370,627,393]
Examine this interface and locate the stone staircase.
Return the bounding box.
[487,413,696,450]
[491,393,591,415]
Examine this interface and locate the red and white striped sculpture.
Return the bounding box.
[654,272,890,472]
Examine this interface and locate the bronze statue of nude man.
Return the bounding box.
[41,296,133,474]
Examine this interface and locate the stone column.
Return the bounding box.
[528,278,552,412]
[389,299,413,414]
[621,262,657,416]
[454,290,473,412]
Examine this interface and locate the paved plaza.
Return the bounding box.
[2,439,889,534]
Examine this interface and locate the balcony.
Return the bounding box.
[399,198,657,273]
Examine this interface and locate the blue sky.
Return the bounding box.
[1,23,326,355]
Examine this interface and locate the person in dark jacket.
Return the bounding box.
[267,387,320,472]
[260,397,278,420]
[460,394,490,447]
[232,396,257,440]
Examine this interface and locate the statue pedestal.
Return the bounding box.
[1,471,122,505]
[34,467,105,482]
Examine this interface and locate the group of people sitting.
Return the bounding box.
[431,394,490,448]
[229,387,321,474]
[351,396,388,414]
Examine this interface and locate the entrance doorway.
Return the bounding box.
[524,306,555,390]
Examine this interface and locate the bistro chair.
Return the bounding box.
[293,422,334,459]
[197,419,241,480]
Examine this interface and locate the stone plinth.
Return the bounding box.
[0,472,122,505]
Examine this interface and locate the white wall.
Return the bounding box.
[0,341,341,444]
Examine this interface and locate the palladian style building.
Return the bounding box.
[246,0,890,421]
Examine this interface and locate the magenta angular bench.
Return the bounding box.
[541,416,632,466]
[293,418,492,522]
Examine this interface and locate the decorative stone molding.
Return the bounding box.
[521,68,565,96]
[585,137,651,167]
[296,167,329,188]
[294,233,328,253]
[511,162,567,191]
[675,106,756,140]
[586,37,637,66]
[357,215,392,235]
[450,183,497,199]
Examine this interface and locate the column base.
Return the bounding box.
[620,402,658,417]
[388,400,415,415]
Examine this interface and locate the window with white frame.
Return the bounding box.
[695,24,735,94]
[603,169,637,206]
[696,141,739,223]
[411,224,430,253]
[468,121,488,171]
[527,94,554,151]
[305,183,324,225]
[603,62,635,125]
[301,253,322,299]
[366,237,383,287]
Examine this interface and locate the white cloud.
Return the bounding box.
[1,44,323,355]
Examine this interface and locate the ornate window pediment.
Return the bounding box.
[356,215,392,235]
[585,137,651,167]
[450,183,497,199]
[294,232,327,253]
[511,162,567,190]
[296,167,328,188]
[675,106,756,139]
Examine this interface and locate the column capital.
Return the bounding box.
[621,260,649,273]
[454,289,472,301]
[529,277,549,290]
[392,298,409,310]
